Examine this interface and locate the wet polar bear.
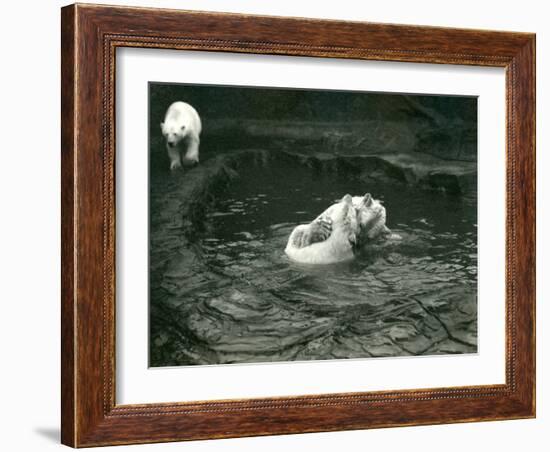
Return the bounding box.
[161,101,202,170]
[285,193,391,264]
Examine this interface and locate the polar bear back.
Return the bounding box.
[163,101,202,136]
[285,224,355,264]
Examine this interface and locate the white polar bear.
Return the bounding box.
[160,101,202,170]
[285,194,359,264]
[285,193,392,265]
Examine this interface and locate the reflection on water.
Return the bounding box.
[150,156,477,366]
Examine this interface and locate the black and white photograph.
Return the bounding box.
[148,83,478,367]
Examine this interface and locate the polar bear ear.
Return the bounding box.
[361,193,373,207]
[160,122,164,132]
[342,194,353,205]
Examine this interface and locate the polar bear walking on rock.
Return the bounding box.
[161,101,202,170]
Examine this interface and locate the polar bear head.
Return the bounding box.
[352,193,389,241]
[160,119,188,148]
[160,102,195,148]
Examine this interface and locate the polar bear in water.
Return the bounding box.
[285,193,391,264]
[161,101,202,170]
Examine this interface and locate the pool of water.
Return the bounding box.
[150,153,477,366]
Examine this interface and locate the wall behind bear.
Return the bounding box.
[0,0,545,451]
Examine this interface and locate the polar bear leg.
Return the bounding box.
[295,217,332,248]
[167,146,182,170]
[184,135,200,164]
[288,225,306,248]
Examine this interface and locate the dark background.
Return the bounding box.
[149,82,476,123]
[149,83,477,167]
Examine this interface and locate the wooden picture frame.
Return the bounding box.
[61,3,535,447]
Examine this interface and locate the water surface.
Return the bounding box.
[149,154,477,366]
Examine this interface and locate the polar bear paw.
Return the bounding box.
[292,216,333,248]
[170,160,182,171]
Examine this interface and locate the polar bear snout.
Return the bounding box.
[165,132,180,146]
